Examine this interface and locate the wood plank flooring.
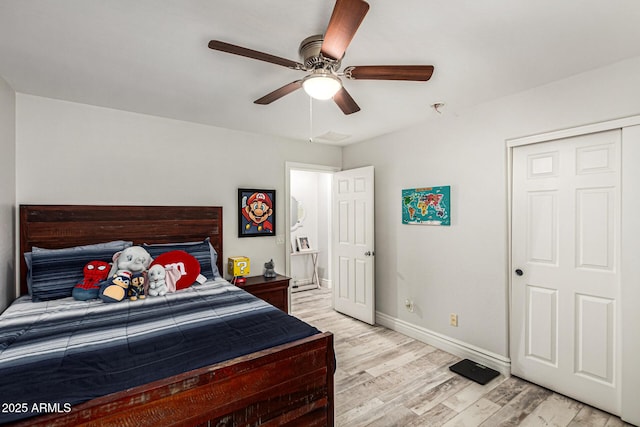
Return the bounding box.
[290,288,633,427]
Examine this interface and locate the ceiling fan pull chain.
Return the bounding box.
[309,97,314,143]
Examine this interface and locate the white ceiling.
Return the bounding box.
[1,0,639,145]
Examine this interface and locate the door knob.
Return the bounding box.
[364,251,375,256]
[515,269,524,276]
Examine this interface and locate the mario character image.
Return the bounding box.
[240,190,275,236]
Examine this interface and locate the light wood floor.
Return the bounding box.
[291,288,633,427]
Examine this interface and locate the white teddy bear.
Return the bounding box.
[147,264,169,296]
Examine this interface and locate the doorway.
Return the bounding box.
[286,163,377,326]
[285,163,339,298]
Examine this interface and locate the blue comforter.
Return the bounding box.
[0,279,319,423]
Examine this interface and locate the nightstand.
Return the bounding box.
[237,274,290,312]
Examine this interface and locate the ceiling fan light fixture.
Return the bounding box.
[302,71,342,100]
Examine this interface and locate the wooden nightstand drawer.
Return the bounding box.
[237,274,290,312]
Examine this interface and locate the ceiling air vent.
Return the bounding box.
[313,131,351,143]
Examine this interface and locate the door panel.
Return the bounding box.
[576,188,614,270]
[527,191,558,264]
[511,130,621,414]
[338,201,349,243]
[526,285,557,366]
[575,294,614,383]
[355,258,367,304]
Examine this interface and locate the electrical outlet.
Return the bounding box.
[450,313,458,327]
[405,299,415,313]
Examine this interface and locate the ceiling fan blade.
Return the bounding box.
[321,0,370,61]
[208,40,303,70]
[333,87,361,115]
[254,80,304,105]
[346,65,434,81]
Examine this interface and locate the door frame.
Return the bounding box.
[285,162,340,308]
[506,114,640,424]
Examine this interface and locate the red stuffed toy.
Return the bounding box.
[72,260,111,301]
[150,250,201,291]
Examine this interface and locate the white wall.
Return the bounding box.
[15,94,342,284]
[317,173,332,286]
[342,56,640,360]
[0,76,16,311]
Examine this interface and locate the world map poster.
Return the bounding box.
[402,186,451,226]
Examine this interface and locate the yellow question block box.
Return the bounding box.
[227,256,250,276]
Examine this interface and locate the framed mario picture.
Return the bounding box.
[238,188,276,237]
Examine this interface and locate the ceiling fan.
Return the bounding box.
[208,0,434,115]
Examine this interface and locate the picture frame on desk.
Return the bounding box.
[296,236,311,251]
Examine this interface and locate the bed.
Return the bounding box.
[2,205,334,426]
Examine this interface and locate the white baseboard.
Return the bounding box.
[291,278,317,293]
[291,277,313,286]
[291,285,318,293]
[375,311,511,377]
[291,277,332,291]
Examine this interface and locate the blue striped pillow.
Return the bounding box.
[27,241,132,302]
[144,238,220,281]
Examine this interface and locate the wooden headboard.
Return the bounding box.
[19,205,223,296]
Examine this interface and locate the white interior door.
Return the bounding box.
[332,166,375,325]
[511,130,621,414]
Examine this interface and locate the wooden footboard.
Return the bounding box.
[11,332,334,427]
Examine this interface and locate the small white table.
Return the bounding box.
[290,249,319,289]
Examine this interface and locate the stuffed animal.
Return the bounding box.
[99,271,132,303]
[108,246,153,277]
[147,264,169,296]
[150,250,200,291]
[72,260,111,301]
[128,272,146,301]
[263,259,276,278]
[99,246,152,303]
